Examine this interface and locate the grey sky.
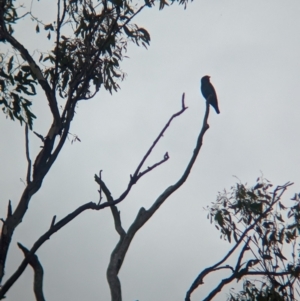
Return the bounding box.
[1,0,300,300]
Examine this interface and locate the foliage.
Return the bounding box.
[228,279,286,301]
[0,54,37,128]
[0,0,188,128]
[185,178,300,301]
[209,179,300,301]
[0,1,193,300]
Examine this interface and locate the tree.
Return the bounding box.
[1,1,299,301]
[0,0,211,300]
[185,178,300,301]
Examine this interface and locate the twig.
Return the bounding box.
[25,124,32,184]
[7,200,12,218]
[33,131,45,142]
[97,170,103,205]
[114,93,187,203]
[236,237,251,269]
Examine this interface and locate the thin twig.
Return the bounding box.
[114,93,187,204]
[25,124,32,184]
[98,170,103,205]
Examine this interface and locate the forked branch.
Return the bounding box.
[18,243,45,301]
[106,97,211,301]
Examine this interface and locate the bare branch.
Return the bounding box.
[33,131,45,142]
[234,237,251,274]
[95,170,126,236]
[25,124,32,184]
[110,206,126,237]
[137,152,169,179]
[50,215,56,228]
[106,97,210,301]
[7,200,12,218]
[95,173,114,203]
[114,94,187,204]
[97,170,103,205]
[0,199,121,298]
[18,243,45,301]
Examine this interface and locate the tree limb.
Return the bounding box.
[114,93,188,204]
[0,199,127,298]
[18,243,46,301]
[106,98,210,301]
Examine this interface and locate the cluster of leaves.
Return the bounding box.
[207,179,300,300]
[0,0,17,39]
[2,0,186,127]
[41,1,137,98]
[228,280,286,301]
[0,55,36,128]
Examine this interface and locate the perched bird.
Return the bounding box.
[200,75,220,114]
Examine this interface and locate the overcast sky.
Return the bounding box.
[1,0,300,300]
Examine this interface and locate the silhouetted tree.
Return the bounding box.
[186,178,300,301]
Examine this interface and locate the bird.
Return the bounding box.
[200,75,220,114]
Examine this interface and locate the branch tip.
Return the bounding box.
[7,200,12,217]
[50,215,56,228]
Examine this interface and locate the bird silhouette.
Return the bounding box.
[200,75,220,114]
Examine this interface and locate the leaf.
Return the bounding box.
[233,231,238,243]
[123,25,134,37]
[144,0,152,7]
[253,234,258,243]
[274,250,287,260]
[159,0,169,10]
[21,66,31,72]
[275,214,284,223]
[291,193,297,200]
[138,27,151,44]
[261,254,272,260]
[263,221,273,229]
[226,229,231,243]
[62,72,69,91]
[36,24,40,33]
[215,210,224,227]
[254,183,263,190]
[7,56,14,73]
[44,23,54,31]
[249,202,262,214]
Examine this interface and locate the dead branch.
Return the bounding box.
[0,195,136,299]
[111,93,187,204]
[25,124,32,184]
[18,243,45,301]
[106,98,210,301]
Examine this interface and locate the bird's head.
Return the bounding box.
[201,75,211,82]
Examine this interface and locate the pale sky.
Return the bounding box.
[1,1,300,300]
